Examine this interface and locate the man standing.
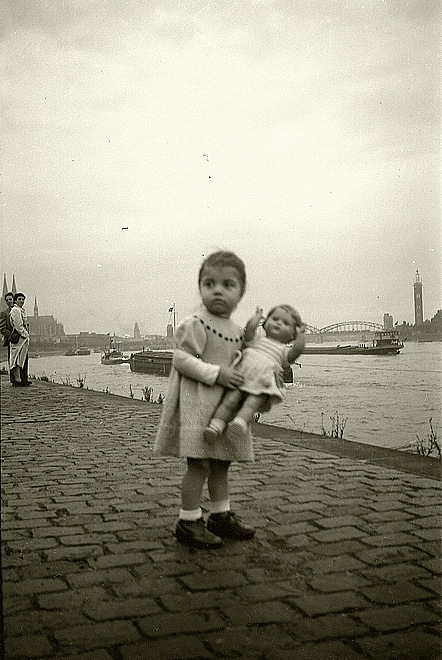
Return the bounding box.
[0,292,14,383]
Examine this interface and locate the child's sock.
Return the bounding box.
[209,499,230,514]
[179,507,203,521]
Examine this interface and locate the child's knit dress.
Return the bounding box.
[153,306,254,462]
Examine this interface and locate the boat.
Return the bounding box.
[301,329,404,356]
[65,347,91,356]
[101,341,130,365]
[129,349,173,375]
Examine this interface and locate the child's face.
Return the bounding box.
[264,307,297,344]
[199,266,243,318]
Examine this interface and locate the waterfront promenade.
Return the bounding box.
[1,376,440,660]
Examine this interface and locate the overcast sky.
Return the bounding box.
[1,0,440,336]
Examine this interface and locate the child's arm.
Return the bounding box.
[173,316,244,388]
[286,325,306,363]
[244,307,264,343]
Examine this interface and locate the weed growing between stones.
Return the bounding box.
[416,418,440,459]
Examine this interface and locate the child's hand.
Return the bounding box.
[216,366,244,389]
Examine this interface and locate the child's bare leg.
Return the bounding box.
[181,458,209,512]
[227,394,268,441]
[204,389,245,441]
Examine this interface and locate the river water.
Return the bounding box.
[3,342,440,452]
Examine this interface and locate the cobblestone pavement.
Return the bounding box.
[1,376,441,660]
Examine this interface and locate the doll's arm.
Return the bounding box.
[244,307,264,343]
[287,325,306,363]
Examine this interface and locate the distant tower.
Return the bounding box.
[166,323,173,338]
[383,313,393,330]
[133,322,140,339]
[413,270,424,326]
[34,296,39,317]
[11,275,17,295]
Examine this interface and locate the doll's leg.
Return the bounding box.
[227,394,269,441]
[204,388,245,441]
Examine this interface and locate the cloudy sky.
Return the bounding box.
[1,0,440,335]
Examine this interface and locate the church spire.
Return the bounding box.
[0,274,8,312]
[34,295,39,317]
[11,275,17,295]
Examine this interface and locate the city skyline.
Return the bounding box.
[1,270,438,338]
[2,2,440,335]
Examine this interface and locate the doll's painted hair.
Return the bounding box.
[198,251,247,295]
[264,305,303,339]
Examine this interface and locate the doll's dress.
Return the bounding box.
[237,335,289,404]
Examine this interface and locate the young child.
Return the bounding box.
[204,305,305,442]
[153,251,256,549]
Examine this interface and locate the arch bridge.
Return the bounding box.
[306,321,384,334]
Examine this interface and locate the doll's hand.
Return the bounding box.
[217,366,244,389]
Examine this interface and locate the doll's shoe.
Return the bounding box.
[227,419,248,442]
[203,426,221,443]
[175,518,223,549]
[207,511,255,541]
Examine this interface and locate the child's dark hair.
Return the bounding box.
[198,251,247,295]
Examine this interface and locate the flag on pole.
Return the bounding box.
[168,306,174,312]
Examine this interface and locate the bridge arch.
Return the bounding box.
[319,321,384,333]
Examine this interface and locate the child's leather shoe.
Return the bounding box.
[175,518,223,549]
[207,511,255,540]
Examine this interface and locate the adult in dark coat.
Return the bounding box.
[0,292,14,383]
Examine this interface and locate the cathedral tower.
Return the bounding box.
[34,296,39,317]
[413,270,424,326]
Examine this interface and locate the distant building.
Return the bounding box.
[383,313,394,330]
[28,297,64,339]
[134,322,141,339]
[413,270,424,326]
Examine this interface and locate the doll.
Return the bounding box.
[204,304,305,442]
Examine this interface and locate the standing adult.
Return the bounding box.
[0,292,15,383]
[9,292,31,387]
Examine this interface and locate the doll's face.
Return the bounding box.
[263,307,297,344]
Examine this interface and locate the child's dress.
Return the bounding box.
[153,306,254,462]
[235,333,290,406]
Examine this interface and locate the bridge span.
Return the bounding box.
[305,321,384,334]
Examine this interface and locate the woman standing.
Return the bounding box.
[9,293,31,387]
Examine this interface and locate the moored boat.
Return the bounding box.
[129,349,173,376]
[302,329,404,356]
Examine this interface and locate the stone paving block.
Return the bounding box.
[66,567,134,589]
[293,612,369,641]
[306,554,366,574]
[418,576,442,596]
[313,515,366,529]
[360,580,434,605]
[308,572,371,593]
[120,635,212,660]
[412,527,441,542]
[180,569,248,591]
[4,633,54,659]
[83,596,162,620]
[311,539,366,556]
[60,533,118,545]
[37,586,108,610]
[360,561,433,583]
[267,639,366,660]
[291,590,371,616]
[54,620,141,651]
[361,532,423,547]
[235,583,292,602]
[105,540,164,553]
[5,609,88,636]
[139,610,224,637]
[355,603,440,630]
[86,552,146,570]
[205,623,294,656]
[7,537,59,551]
[3,577,68,596]
[356,629,441,659]
[43,544,103,562]
[311,526,366,543]
[3,597,33,616]
[357,545,430,566]
[221,600,296,626]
